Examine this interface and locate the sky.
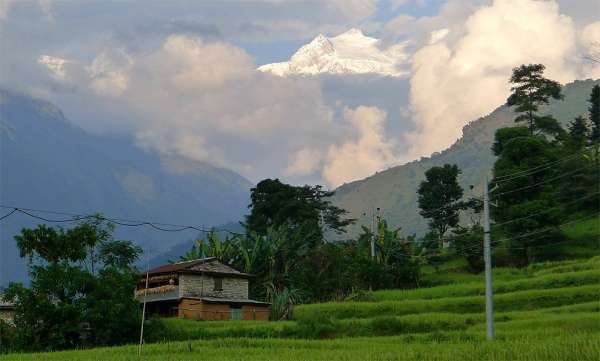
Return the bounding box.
[1,0,599,188]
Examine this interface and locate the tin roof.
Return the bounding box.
[183,296,270,306]
[145,257,252,278]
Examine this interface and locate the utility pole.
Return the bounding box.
[483,179,495,340]
[138,253,150,357]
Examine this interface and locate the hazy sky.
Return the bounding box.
[1,0,599,187]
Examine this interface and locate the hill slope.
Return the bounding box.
[5,255,598,360]
[0,90,252,285]
[330,79,600,238]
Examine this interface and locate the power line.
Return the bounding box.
[492,166,592,198]
[493,153,582,182]
[494,212,599,245]
[491,191,600,228]
[0,205,244,236]
[448,211,599,255]
[0,208,17,221]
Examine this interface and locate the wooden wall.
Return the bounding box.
[177,299,269,321]
[242,305,270,321]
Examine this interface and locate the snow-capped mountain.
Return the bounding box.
[258,28,409,77]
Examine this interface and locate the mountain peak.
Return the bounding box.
[257,29,408,77]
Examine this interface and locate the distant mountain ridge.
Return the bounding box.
[330,79,600,239]
[258,28,408,77]
[0,90,252,285]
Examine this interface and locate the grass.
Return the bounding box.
[2,331,598,361]
[371,268,600,301]
[293,285,600,321]
[3,255,599,360]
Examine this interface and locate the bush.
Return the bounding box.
[0,320,16,354]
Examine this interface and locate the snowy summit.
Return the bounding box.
[258,28,408,77]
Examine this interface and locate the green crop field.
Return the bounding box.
[3,255,599,361]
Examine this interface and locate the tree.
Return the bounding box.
[450,225,484,273]
[589,85,600,160]
[491,132,565,265]
[4,218,142,351]
[417,164,466,248]
[245,179,354,239]
[567,116,590,151]
[506,64,564,135]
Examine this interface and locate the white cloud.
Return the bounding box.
[38,55,70,80]
[322,106,399,187]
[87,49,133,96]
[0,0,13,19]
[406,0,579,160]
[429,28,449,44]
[283,105,403,187]
[86,34,335,180]
[0,0,53,20]
[581,21,600,79]
[284,148,323,177]
[9,0,600,189]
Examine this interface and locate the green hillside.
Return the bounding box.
[3,255,598,360]
[330,79,600,238]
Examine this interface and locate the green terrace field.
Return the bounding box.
[3,253,599,361]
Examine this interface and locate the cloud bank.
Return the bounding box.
[405,0,584,160]
[2,0,599,189]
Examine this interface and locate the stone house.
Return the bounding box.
[135,257,270,321]
[0,296,15,325]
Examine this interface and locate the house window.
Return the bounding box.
[213,276,223,291]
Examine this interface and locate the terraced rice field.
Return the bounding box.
[3,255,599,361]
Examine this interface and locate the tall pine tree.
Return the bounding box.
[506,64,563,135]
[589,85,600,160]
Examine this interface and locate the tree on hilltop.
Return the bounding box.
[506,64,563,135]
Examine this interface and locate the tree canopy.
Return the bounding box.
[4,217,142,351]
[506,64,563,135]
[417,164,467,248]
[245,178,354,237]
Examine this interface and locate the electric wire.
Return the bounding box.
[491,191,600,228]
[492,153,582,182]
[0,208,17,221]
[0,205,244,236]
[456,212,599,254]
[491,165,593,198]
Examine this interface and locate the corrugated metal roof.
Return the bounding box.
[145,258,252,278]
[184,296,270,306]
[146,257,217,274]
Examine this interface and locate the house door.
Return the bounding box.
[230,306,243,320]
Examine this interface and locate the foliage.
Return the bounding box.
[417,164,468,247]
[180,231,239,264]
[245,178,354,238]
[492,76,600,266]
[4,217,142,351]
[0,321,16,354]
[589,85,600,152]
[506,64,564,135]
[180,177,423,302]
[266,284,302,321]
[450,225,484,273]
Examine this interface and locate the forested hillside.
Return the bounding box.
[331,79,600,238]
